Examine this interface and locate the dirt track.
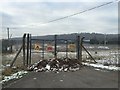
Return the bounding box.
[3,66,118,88]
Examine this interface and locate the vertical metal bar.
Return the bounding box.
[23,33,26,66]
[29,34,32,65]
[26,34,29,66]
[7,28,10,41]
[80,37,84,64]
[7,28,10,52]
[42,40,44,60]
[54,35,57,59]
[66,40,68,59]
[76,35,80,61]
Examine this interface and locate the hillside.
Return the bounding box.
[4,33,119,44]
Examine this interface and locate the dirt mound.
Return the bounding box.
[28,58,82,72]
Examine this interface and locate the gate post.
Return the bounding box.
[65,40,68,59]
[54,35,57,59]
[42,40,44,60]
[29,34,32,65]
[80,37,85,64]
[76,35,84,65]
[76,35,80,62]
[23,33,26,66]
[26,34,30,67]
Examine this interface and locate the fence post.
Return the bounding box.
[76,35,80,62]
[29,34,32,65]
[65,40,68,59]
[80,37,85,64]
[26,34,30,67]
[23,33,26,66]
[42,40,44,60]
[54,35,57,59]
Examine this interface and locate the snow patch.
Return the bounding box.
[45,64,50,70]
[60,80,63,82]
[98,46,109,49]
[1,71,28,83]
[83,62,120,71]
[95,68,100,71]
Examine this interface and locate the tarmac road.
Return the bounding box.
[3,66,118,88]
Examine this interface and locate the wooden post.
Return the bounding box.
[23,33,26,66]
[26,34,30,66]
[29,34,32,65]
[54,35,57,59]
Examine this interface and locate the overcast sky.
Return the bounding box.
[0,0,118,39]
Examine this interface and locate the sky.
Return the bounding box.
[0,0,118,39]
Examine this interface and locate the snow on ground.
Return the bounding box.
[45,64,50,70]
[98,46,109,49]
[5,53,16,59]
[1,71,28,84]
[96,59,119,65]
[94,68,101,71]
[85,46,110,50]
[82,62,120,71]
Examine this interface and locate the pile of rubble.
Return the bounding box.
[28,58,82,72]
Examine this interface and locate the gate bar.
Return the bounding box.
[26,34,30,66]
[80,37,85,64]
[82,45,97,63]
[23,33,26,66]
[65,40,68,58]
[10,33,26,67]
[31,38,76,41]
[29,34,32,65]
[10,45,23,67]
[76,35,80,61]
[54,35,57,59]
[42,40,44,60]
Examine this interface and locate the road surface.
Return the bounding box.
[3,66,118,88]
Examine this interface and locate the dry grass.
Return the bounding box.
[2,68,13,76]
[2,65,27,76]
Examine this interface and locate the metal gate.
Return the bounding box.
[29,34,84,65]
[10,33,96,68]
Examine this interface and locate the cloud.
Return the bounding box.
[0,1,118,39]
[1,0,118,3]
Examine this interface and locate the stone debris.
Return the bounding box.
[28,58,82,72]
